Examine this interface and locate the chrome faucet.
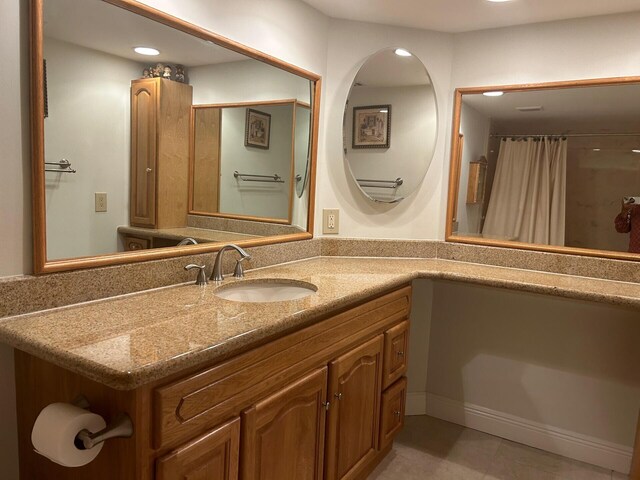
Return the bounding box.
[211,244,251,282]
[177,237,198,246]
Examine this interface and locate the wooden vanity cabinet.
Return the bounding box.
[156,417,240,480]
[379,377,407,450]
[130,77,192,229]
[15,286,412,480]
[242,367,328,480]
[325,336,384,480]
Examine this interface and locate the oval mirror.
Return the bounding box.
[295,98,312,198]
[343,48,437,203]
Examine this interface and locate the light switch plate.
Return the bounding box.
[95,192,107,212]
[323,208,339,234]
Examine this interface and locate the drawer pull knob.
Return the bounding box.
[322,401,330,411]
[394,410,401,418]
[334,393,343,400]
[396,351,405,357]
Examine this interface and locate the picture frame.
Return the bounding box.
[352,104,391,149]
[245,108,271,149]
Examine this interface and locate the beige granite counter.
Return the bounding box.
[117,225,259,244]
[1,256,639,390]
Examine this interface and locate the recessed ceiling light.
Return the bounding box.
[394,48,412,57]
[134,46,160,56]
[632,149,640,154]
[487,0,512,2]
[592,148,601,152]
[483,91,504,97]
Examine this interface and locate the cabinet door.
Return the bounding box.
[241,367,328,480]
[156,417,240,480]
[382,321,409,389]
[130,79,157,227]
[379,377,407,449]
[325,336,384,480]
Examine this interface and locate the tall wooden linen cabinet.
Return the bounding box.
[130,77,193,228]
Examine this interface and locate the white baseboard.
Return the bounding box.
[406,392,632,474]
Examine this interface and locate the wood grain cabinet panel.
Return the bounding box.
[241,368,328,480]
[156,417,240,480]
[130,77,192,230]
[130,80,157,227]
[379,377,407,450]
[123,235,150,251]
[154,287,411,450]
[382,320,409,389]
[16,287,412,480]
[325,336,384,480]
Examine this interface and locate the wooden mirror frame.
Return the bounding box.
[188,99,311,225]
[29,0,321,274]
[445,75,640,262]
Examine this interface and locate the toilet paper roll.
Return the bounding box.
[31,402,107,467]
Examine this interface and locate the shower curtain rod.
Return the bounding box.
[489,132,640,138]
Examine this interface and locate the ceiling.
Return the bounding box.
[463,84,640,130]
[354,49,431,87]
[301,0,640,33]
[44,0,246,67]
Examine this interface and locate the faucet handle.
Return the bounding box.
[233,256,250,279]
[184,264,208,286]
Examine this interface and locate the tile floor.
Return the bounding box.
[368,415,630,480]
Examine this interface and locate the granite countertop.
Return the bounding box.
[118,225,259,244]
[1,257,639,390]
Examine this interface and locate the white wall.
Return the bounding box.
[423,281,640,471]
[44,38,139,259]
[190,59,310,105]
[318,19,453,239]
[455,102,490,234]
[0,0,29,477]
[345,85,436,203]
[219,105,293,219]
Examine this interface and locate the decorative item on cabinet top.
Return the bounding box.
[31,0,320,274]
[344,47,438,203]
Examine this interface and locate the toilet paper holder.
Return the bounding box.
[71,395,133,450]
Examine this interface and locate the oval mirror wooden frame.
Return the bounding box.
[29,0,321,274]
[445,75,640,262]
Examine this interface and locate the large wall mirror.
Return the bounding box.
[30,0,320,273]
[343,48,437,203]
[446,77,640,261]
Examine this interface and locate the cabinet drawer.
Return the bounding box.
[123,235,150,251]
[382,320,409,389]
[379,377,407,450]
[156,417,240,480]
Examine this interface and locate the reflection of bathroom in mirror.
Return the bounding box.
[190,100,311,224]
[448,80,640,256]
[343,48,437,203]
[40,0,316,265]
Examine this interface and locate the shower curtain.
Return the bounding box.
[482,137,567,246]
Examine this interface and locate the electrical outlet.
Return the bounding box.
[323,208,339,234]
[95,192,107,212]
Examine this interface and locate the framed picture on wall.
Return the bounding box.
[245,108,271,149]
[352,104,391,149]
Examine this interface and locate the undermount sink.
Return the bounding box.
[214,279,317,303]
